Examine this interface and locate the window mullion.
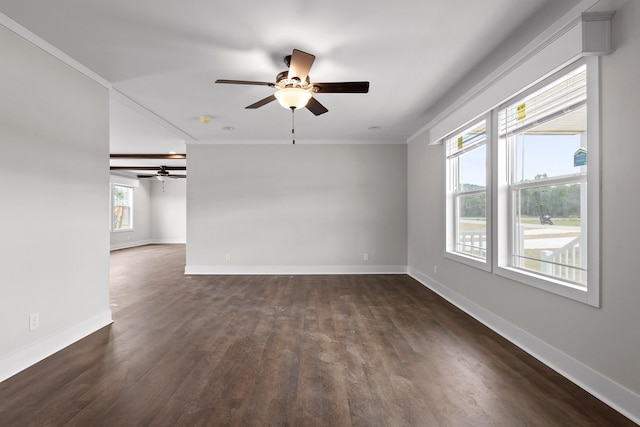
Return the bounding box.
[511,173,587,190]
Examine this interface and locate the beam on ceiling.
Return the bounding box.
[110,154,186,159]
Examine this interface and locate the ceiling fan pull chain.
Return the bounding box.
[291,106,296,145]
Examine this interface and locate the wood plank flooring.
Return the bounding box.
[0,244,635,426]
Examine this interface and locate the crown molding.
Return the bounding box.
[0,12,111,88]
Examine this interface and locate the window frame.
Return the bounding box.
[492,57,600,306]
[444,113,492,272]
[111,183,134,232]
[441,57,600,307]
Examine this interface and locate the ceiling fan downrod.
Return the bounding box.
[291,106,296,145]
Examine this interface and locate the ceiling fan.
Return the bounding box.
[110,165,186,180]
[137,166,186,181]
[215,49,369,116]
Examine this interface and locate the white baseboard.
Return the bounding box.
[185,265,408,275]
[0,310,113,383]
[110,239,152,251]
[150,238,186,245]
[408,268,640,425]
[110,239,185,251]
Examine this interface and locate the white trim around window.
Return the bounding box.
[444,113,492,272]
[111,183,134,232]
[442,57,600,307]
[493,56,600,307]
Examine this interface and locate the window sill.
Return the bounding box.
[111,228,134,233]
[494,265,597,307]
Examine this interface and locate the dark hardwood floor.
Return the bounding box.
[0,244,634,426]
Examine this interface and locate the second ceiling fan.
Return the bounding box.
[216,49,369,116]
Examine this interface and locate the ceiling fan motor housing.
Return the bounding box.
[276,71,311,89]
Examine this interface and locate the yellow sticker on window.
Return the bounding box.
[517,103,526,121]
[458,136,463,150]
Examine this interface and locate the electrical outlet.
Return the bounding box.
[363,253,369,261]
[433,265,437,274]
[225,253,231,261]
[29,313,39,331]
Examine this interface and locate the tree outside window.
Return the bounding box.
[112,184,133,231]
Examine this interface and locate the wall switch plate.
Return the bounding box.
[225,253,231,261]
[363,253,369,261]
[29,313,39,331]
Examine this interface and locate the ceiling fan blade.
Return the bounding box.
[313,81,370,93]
[138,174,186,179]
[215,79,275,87]
[306,97,329,116]
[246,94,277,109]
[288,49,315,82]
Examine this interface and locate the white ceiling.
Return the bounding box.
[0,0,589,172]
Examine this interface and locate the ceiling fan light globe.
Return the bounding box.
[274,88,311,110]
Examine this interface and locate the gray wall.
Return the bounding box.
[150,179,187,244]
[186,144,407,272]
[408,0,640,400]
[0,24,111,365]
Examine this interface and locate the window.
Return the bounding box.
[442,57,600,306]
[112,184,133,231]
[498,62,587,287]
[445,117,490,269]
